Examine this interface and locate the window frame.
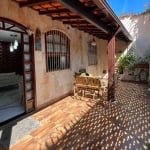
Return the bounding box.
[45,30,70,72]
[88,43,97,66]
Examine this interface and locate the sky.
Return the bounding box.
[107,0,149,16]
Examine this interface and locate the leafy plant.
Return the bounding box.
[118,53,135,74]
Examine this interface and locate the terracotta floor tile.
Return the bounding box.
[0,81,150,150]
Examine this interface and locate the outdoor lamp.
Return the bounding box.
[26,28,33,36]
[103,70,107,74]
[91,38,96,46]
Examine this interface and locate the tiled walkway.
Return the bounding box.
[0,82,150,150]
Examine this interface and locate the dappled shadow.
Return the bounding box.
[44,82,150,150]
[0,122,15,150]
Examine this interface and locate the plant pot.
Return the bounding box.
[136,63,149,68]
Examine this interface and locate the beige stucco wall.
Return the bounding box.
[0,0,109,108]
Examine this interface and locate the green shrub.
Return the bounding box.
[118,53,135,74]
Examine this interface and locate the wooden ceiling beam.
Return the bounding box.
[68,23,91,26]
[71,24,95,27]
[63,20,88,24]
[88,30,102,33]
[19,0,55,7]
[52,16,81,20]
[39,8,71,15]
[73,27,98,30]
[86,30,102,33]
[57,0,110,34]
[72,27,96,30]
[87,6,97,12]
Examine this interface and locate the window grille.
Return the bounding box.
[45,30,70,72]
[88,44,97,65]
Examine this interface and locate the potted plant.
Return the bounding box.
[136,50,150,68]
[135,57,149,68]
[118,53,135,74]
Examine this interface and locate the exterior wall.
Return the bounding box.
[120,14,150,58]
[0,0,108,109]
[115,40,129,59]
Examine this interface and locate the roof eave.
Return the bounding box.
[93,0,132,42]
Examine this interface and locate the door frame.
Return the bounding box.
[0,17,36,112]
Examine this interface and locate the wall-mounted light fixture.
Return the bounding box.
[91,38,97,46]
[26,28,33,36]
[9,34,19,52]
[103,70,107,74]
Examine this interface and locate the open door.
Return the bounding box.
[0,18,35,123]
[22,33,35,112]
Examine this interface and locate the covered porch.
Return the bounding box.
[0,0,132,123]
[12,0,132,105]
[0,81,149,150]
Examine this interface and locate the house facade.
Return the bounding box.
[0,0,131,123]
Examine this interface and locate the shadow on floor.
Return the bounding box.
[0,112,41,150]
[0,122,16,150]
[44,82,150,150]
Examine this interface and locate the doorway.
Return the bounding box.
[0,18,35,123]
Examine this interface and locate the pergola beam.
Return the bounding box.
[63,20,88,24]
[71,24,94,27]
[57,0,110,34]
[52,16,81,20]
[39,8,71,15]
[19,0,55,7]
[72,26,97,30]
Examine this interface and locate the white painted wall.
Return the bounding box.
[120,13,150,59]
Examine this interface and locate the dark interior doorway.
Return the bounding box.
[0,18,35,123]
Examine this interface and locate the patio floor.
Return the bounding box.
[0,81,150,150]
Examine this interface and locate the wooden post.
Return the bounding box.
[108,36,115,102]
[107,27,120,102]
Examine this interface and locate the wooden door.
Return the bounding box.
[22,34,35,112]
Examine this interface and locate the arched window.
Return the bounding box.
[45,30,70,72]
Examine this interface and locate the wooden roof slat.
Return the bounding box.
[52,16,81,20]
[71,25,96,30]
[14,0,131,42]
[39,8,71,15]
[71,24,94,27]
[19,0,55,7]
[57,0,110,34]
[63,20,88,24]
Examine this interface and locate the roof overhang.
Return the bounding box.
[13,0,132,42]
